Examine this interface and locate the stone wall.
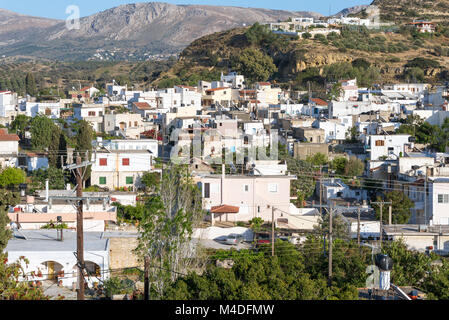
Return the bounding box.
[109,237,143,270]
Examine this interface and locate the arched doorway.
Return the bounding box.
[41,261,64,281]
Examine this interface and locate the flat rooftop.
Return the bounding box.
[5,230,109,252]
[384,225,449,236]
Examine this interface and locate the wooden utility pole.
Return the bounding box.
[272,207,275,257]
[328,203,333,287]
[319,165,323,216]
[75,155,85,301]
[372,201,392,249]
[144,256,150,301]
[357,207,361,246]
[388,205,392,226]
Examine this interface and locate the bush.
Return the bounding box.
[405,57,440,69]
[103,277,134,298]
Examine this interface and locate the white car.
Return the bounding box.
[224,234,244,246]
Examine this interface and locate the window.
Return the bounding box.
[88,111,96,116]
[375,140,385,146]
[244,185,249,192]
[204,183,210,199]
[134,121,138,127]
[438,194,449,204]
[122,158,130,166]
[126,176,134,185]
[268,183,278,193]
[99,177,106,185]
[99,158,107,166]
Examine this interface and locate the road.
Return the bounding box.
[192,238,252,250]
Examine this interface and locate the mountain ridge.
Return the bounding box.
[0,2,323,61]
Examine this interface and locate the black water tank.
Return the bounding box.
[375,254,394,271]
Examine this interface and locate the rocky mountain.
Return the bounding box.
[333,5,369,17]
[0,2,322,61]
[0,9,60,47]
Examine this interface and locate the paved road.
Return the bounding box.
[192,239,252,250]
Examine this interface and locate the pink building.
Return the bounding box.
[196,172,296,223]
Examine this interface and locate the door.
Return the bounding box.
[48,262,55,280]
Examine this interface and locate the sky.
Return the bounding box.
[0,0,371,20]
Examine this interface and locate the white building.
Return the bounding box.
[21,101,62,119]
[73,104,105,132]
[101,139,159,157]
[90,150,155,190]
[365,134,412,161]
[5,230,110,288]
[429,178,449,225]
[329,101,401,118]
[314,117,353,143]
[0,91,17,119]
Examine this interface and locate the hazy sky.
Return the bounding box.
[0,0,371,19]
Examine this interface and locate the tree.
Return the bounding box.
[306,153,328,167]
[231,48,277,83]
[30,168,67,190]
[135,164,205,298]
[25,72,37,96]
[164,241,360,300]
[0,209,11,252]
[344,157,365,178]
[331,157,348,175]
[314,213,350,240]
[9,115,30,138]
[141,172,161,194]
[0,168,26,188]
[30,116,64,167]
[75,120,94,183]
[0,253,49,300]
[374,191,414,224]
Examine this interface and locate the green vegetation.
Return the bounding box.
[374,191,415,224]
[231,48,277,83]
[397,117,449,152]
[103,277,134,298]
[0,168,26,188]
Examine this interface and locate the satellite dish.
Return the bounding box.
[10,222,18,231]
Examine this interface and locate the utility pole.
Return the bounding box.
[319,165,323,216]
[75,155,85,301]
[388,205,392,226]
[357,206,361,246]
[272,207,275,257]
[144,256,150,301]
[328,202,333,287]
[424,167,428,225]
[372,201,392,249]
[61,153,99,301]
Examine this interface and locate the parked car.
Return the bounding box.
[224,234,244,246]
[254,233,271,246]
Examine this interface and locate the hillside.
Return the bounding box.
[0,9,60,47]
[0,2,322,61]
[154,23,449,91]
[372,0,449,24]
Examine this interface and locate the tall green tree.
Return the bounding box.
[30,116,64,167]
[75,120,94,183]
[25,72,37,96]
[374,191,414,224]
